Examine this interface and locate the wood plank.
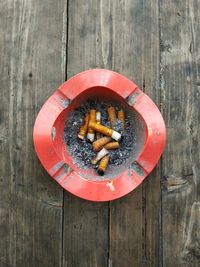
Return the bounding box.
[63,194,109,267]
[63,1,109,266]
[0,1,67,266]
[160,0,200,266]
[107,1,161,266]
[64,0,161,266]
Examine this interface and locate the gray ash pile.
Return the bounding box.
[63,101,136,175]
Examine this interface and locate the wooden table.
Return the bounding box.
[0,1,199,266]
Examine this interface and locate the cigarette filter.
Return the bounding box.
[118,109,125,132]
[87,109,96,142]
[97,155,109,176]
[104,141,120,150]
[78,113,90,140]
[92,136,111,151]
[107,106,117,129]
[89,122,121,141]
[91,148,109,165]
[96,111,101,139]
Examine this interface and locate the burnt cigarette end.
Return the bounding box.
[119,133,125,143]
[97,169,105,176]
[97,155,109,175]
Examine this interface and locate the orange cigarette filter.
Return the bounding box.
[96,111,101,139]
[107,107,117,129]
[104,141,120,150]
[118,109,125,132]
[97,155,110,176]
[87,109,96,142]
[92,136,111,151]
[89,122,121,141]
[78,113,90,140]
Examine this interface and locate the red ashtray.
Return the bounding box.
[33,69,166,201]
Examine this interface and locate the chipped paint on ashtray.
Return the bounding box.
[148,127,153,136]
[106,181,115,191]
[51,127,56,140]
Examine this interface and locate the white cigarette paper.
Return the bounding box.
[91,148,109,165]
[96,112,101,121]
[87,133,95,142]
[111,130,121,141]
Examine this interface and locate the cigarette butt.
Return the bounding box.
[89,122,121,141]
[107,107,117,129]
[91,148,109,165]
[92,137,111,151]
[104,142,120,150]
[118,109,125,132]
[78,113,90,140]
[96,111,101,122]
[87,109,96,142]
[96,111,101,139]
[97,155,109,176]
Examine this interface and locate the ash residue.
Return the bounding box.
[63,101,136,170]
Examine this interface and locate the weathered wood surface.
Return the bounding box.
[64,1,161,266]
[0,1,67,266]
[160,1,200,266]
[0,0,200,266]
[105,1,161,266]
[63,2,109,267]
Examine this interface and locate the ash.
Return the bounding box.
[63,101,136,170]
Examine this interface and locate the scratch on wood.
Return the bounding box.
[41,200,63,209]
[189,41,193,53]
[100,0,112,67]
[162,175,190,193]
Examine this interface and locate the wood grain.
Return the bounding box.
[0,1,67,266]
[160,0,200,266]
[106,1,161,266]
[1,0,200,266]
[64,0,161,266]
[63,1,109,266]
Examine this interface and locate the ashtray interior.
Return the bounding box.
[53,87,147,181]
